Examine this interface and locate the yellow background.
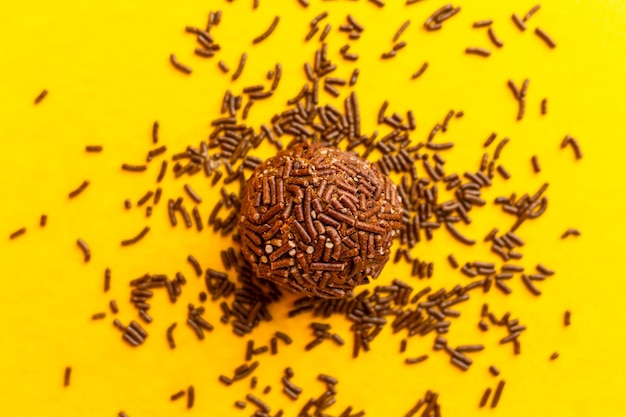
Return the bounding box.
[1,0,625,416]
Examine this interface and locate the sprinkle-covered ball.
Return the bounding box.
[239,143,402,298]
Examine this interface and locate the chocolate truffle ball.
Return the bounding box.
[238,143,402,298]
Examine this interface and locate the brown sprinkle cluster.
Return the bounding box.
[5,2,580,416]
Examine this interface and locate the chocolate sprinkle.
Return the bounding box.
[34,89,48,104]
[411,62,429,80]
[535,27,557,48]
[68,180,90,199]
[487,27,504,48]
[63,366,72,387]
[9,227,26,240]
[120,226,150,246]
[170,54,193,74]
[491,380,506,408]
[465,47,491,57]
[473,19,493,28]
[77,239,91,262]
[253,16,280,44]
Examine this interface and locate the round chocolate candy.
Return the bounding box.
[238,143,402,298]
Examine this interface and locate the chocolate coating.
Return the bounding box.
[238,143,402,298]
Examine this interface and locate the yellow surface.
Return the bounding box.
[0,0,625,416]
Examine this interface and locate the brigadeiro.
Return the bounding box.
[238,143,402,298]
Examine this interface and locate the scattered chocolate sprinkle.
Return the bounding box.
[483,132,497,147]
[121,226,150,246]
[68,180,90,198]
[490,380,506,408]
[275,331,293,345]
[411,62,429,79]
[137,190,154,206]
[187,255,203,276]
[157,160,168,183]
[187,385,195,409]
[393,20,411,43]
[109,300,119,314]
[445,222,476,245]
[232,53,248,81]
[171,390,185,401]
[560,135,582,159]
[473,19,493,28]
[310,11,328,27]
[511,13,526,31]
[246,394,270,413]
[147,146,167,160]
[535,27,557,48]
[218,61,229,73]
[523,4,541,21]
[104,268,111,292]
[253,16,280,44]
[496,165,510,180]
[465,47,491,57]
[139,309,153,323]
[34,89,48,104]
[122,164,147,172]
[167,323,177,349]
[564,311,571,326]
[184,184,202,203]
[405,355,428,364]
[487,27,504,48]
[9,227,26,240]
[320,24,332,42]
[479,388,491,408]
[152,121,159,144]
[561,228,580,239]
[64,366,71,387]
[77,239,91,262]
[531,155,541,173]
[170,54,192,74]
